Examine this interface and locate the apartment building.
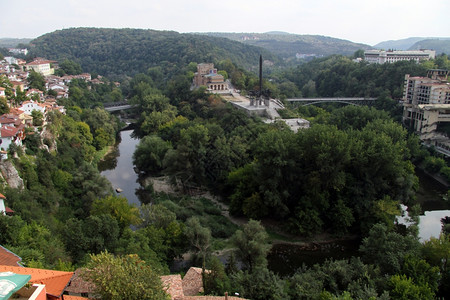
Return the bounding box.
[402,69,450,154]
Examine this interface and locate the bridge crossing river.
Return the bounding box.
[287,97,377,106]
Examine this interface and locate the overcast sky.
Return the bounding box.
[1,0,449,46]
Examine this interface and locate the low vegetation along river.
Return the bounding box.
[99,129,450,275]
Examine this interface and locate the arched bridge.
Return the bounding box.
[103,101,137,112]
[286,97,377,106]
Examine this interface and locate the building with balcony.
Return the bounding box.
[402,69,450,155]
[365,49,436,64]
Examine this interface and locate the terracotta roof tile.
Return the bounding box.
[182,267,210,296]
[161,274,184,300]
[0,245,22,266]
[63,295,90,300]
[183,297,247,300]
[64,269,95,294]
[0,265,74,297]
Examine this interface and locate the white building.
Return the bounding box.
[19,100,46,115]
[365,50,436,64]
[402,69,450,155]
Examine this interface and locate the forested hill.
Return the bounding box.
[198,32,372,60]
[409,39,450,55]
[28,28,280,78]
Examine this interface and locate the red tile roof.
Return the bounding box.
[161,274,184,300]
[63,269,95,295]
[0,245,22,266]
[1,126,19,137]
[63,295,90,300]
[0,265,74,298]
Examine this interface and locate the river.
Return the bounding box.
[99,129,450,274]
[98,129,141,206]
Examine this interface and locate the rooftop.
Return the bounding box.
[0,265,74,298]
[0,245,23,266]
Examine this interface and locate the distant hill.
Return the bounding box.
[197,32,372,59]
[28,28,281,78]
[374,37,450,52]
[409,39,450,55]
[0,38,32,48]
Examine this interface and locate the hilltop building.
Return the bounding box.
[402,69,450,155]
[364,49,435,64]
[193,63,228,92]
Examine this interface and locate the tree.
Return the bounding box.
[31,110,44,126]
[185,217,211,268]
[91,195,140,231]
[59,59,82,75]
[82,251,170,300]
[204,256,231,295]
[133,135,172,175]
[232,267,288,300]
[360,223,421,274]
[27,70,46,91]
[231,220,271,272]
[0,97,9,114]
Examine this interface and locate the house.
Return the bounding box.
[0,87,5,98]
[26,88,45,101]
[161,267,246,300]
[0,244,22,266]
[19,100,47,115]
[182,267,210,296]
[63,269,95,299]
[0,265,74,300]
[161,274,184,300]
[0,125,24,150]
[10,80,26,96]
[26,59,55,76]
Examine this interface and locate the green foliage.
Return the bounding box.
[388,274,434,300]
[204,256,231,295]
[31,110,44,126]
[91,195,140,231]
[58,59,82,75]
[82,251,170,300]
[133,135,172,175]
[231,267,288,300]
[185,216,212,267]
[231,220,271,272]
[27,70,46,91]
[29,28,280,79]
[360,223,421,275]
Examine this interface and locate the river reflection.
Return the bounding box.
[99,130,141,206]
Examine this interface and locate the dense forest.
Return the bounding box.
[201,32,372,59]
[1,31,450,298]
[27,28,281,79]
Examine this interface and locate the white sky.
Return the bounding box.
[1,0,449,46]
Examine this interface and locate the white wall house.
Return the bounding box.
[19,100,46,115]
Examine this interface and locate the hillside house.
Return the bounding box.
[26,59,55,76]
[0,193,14,216]
[19,100,46,115]
[0,87,5,97]
[0,244,22,266]
[0,125,24,150]
[0,265,75,300]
